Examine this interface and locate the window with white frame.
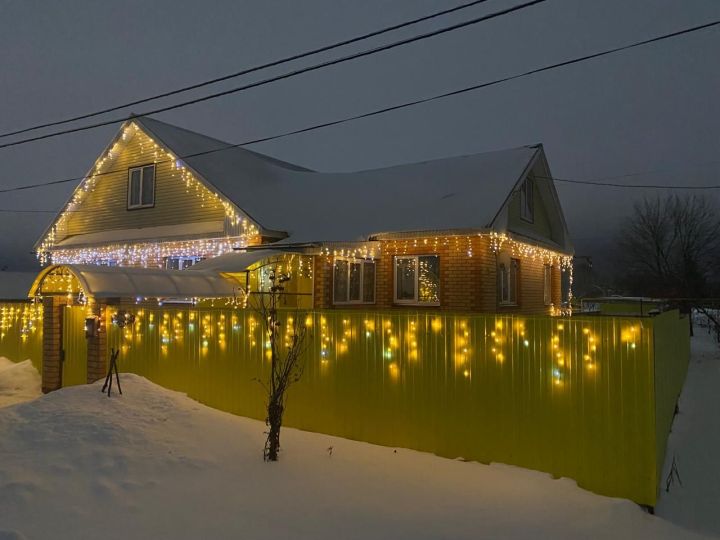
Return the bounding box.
[394,255,440,305]
[333,258,376,304]
[543,264,552,305]
[520,176,534,222]
[498,258,519,305]
[128,164,156,209]
[164,256,203,270]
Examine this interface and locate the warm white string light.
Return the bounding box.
[38,122,260,265]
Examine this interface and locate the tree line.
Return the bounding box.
[597,194,720,299]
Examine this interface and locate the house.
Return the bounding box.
[32,116,573,314]
[14,119,695,509]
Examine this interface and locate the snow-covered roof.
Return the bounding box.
[0,272,38,300]
[136,117,544,244]
[137,116,312,174]
[30,265,239,299]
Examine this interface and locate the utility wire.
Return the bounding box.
[0,0,547,151]
[0,209,58,213]
[0,0,495,140]
[0,17,719,195]
[550,176,720,189]
[1,160,718,205]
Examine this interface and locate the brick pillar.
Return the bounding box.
[42,296,65,393]
[86,301,108,383]
[313,256,332,309]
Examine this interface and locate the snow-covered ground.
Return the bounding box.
[0,335,717,539]
[656,324,720,537]
[0,357,41,408]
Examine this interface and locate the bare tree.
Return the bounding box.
[615,194,720,297]
[250,269,308,462]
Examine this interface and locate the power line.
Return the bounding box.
[550,176,720,189]
[1,160,718,206]
[1,17,719,195]
[0,0,547,151]
[0,209,58,213]
[0,0,495,140]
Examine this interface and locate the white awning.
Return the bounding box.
[30,264,239,299]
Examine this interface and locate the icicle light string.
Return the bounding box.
[38,123,259,265]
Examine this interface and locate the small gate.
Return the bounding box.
[61,305,87,386]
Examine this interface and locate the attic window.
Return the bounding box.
[520,176,534,222]
[128,165,155,209]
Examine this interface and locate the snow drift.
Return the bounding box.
[0,369,707,539]
[0,357,41,408]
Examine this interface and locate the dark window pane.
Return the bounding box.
[362,262,376,303]
[333,260,349,303]
[141,165,155,205]
[395,258,416,301]
[418,255,440,303]
[510,259,519,304]
[544,265,552,305]
[499,264,508,303]
[521,178,533,221]
[349,263,361,301]
[129,169,141,207]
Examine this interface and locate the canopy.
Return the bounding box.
[29,264,239,299]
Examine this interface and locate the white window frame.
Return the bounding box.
[393,255,440,306]
[520,176,534,223]
[543,264,552,305]
[127,164,156,209]
[332,257,376,305]
[498,258,519,306]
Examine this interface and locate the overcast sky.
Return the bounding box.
[0,0,718,271]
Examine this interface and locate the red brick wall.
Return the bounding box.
[41,296,64,393]
[313,235,567,315]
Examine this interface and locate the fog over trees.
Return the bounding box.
[611,194,720,298]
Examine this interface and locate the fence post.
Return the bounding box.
[41,296,65,393]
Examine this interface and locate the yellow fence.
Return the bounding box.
[0,301,43,373]
[105,307,690,506]
[61,305,88,386]
[653,311,690,486]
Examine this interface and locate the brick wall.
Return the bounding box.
[314,234,566,315]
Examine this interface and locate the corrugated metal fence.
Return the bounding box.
[61,305,88,386]
[0,301,43,372]
[105,307,689,506]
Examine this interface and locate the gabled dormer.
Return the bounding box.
[490,144,572,254]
